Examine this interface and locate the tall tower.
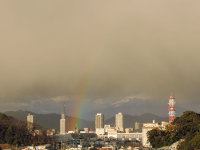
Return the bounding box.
[168,96,176,123]
[115,112,124,132]
[60,102,66,134]
[95,113,104,130]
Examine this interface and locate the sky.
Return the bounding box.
[1,0,200,119]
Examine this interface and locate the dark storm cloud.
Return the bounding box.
[0,0,200,109]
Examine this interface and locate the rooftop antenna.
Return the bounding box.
[61,102,66,119]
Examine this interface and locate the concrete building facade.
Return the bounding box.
[60,103,66,134]
[115,112,124,132]
[117,132,142,141]
[135,122,142,131]
[142,120,168,147]
[95,113,104,129]
[27,113,35,131]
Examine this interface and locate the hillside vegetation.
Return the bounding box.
[147,111,200,150]
[0,113,55,146]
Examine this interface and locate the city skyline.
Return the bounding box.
[1,0,200,118]
[1,1,200,149]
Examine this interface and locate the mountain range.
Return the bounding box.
[3,110,168,131]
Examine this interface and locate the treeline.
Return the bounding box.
[0,113,56,146]
[147,111,200,150]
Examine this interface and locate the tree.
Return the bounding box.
[188,133,200,149]
[148,111,200,149]
[0,113,57,146]
[5,125,14,144]
[147,128,166,148]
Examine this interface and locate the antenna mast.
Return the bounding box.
[61,102,66,119]
[168,95,176,123]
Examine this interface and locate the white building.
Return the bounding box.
[125,128,133,133]
[96,128,105,135]
[95,113,104,129]
[142,120,169,147]
[117,132,142,141]
[60,103,66,134]
[83,128,89,133]
[107,127,142,141]
[104,124,111,133]
[107,128,118,138]
[115,112,124,132]
[27,113,35,131]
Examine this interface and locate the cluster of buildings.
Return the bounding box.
[26,113,56,136]
[58,96,176,148]
[26,96,176,148]
[94,113,170,147]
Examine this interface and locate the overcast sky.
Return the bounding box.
[1,0,200,117]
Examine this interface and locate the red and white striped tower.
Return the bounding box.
[168,96,176,123]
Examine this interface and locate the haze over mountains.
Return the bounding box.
[4,110,168,131]
[83,98,187,120]
[4,110,93,130]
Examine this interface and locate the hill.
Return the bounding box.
[105,113,168,128]
[148,111,200,149]
[4,110,93,130]
[0,113,54,146]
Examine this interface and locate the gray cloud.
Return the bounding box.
[0,0,200,113]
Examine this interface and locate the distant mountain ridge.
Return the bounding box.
[4,110,93,131]
[105,113,168,128]
[4,110,168,131]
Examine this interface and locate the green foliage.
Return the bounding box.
[5,125,14,144]
[147,128,165,148]
[188,133,200,149]
[0,113,56,146]
[147,111,200,150]
[0,113,8,120]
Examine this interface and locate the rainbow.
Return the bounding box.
[68,76,91,130]
[68,50,101,130]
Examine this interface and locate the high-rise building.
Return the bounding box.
[27,113,35,131]
[60,103,66,134]
[115,112,124,132]
[95,113,104,129]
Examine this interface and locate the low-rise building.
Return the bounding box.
[33,129,42,136]
[142,120,169,147]
[125,128,133,133]
[117,132,142,141]
[135,122,143,131]
[107,127,142,141]
[104,124,111,133]
[96,128,105,136]
[84,128,89,133]
[47,129,56,136]
[107,128,118,138]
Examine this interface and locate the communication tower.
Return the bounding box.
[168,96,176,123]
